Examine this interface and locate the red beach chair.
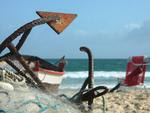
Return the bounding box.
[123,56,148,86]
[110,56,150,92]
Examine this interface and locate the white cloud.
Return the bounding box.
[127,20,150,40]
[124,23,141,31]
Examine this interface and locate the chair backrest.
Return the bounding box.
[124,56,148,86]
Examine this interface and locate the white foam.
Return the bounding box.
[64,71,150,78]
[64,71,125,78]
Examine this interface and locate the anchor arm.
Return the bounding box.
[0,16,59,54]
[16,28,32,51]
[6,43,46,91]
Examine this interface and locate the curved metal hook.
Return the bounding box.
[80,46,94,89]
[79,46,94,110]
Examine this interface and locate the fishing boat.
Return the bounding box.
[0,55,66,91]
[22,55,66,90]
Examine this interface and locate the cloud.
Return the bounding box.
[84,20,150,58]
[126,20,150,42]
[124,23,141,31]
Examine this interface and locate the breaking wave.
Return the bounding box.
[64,71,150,78]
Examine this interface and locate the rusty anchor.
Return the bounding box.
[0,11,77,91]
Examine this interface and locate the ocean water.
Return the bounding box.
[47,59,150,89]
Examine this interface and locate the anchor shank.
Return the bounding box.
[6,43,46,91]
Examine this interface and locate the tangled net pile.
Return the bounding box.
[0,61,81,113]
[0,89,81,113]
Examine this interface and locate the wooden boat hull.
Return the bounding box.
[33,68,64,92]
[34,70,64,84]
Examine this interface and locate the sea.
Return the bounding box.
[47,59,150,89]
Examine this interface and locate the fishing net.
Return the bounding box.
[0,60,29,91]
[0,59,26,72]
[0,60,82,113]
[0,89,81,113]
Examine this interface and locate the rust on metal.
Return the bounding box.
[36,11,77,34]
[6,43,46,91]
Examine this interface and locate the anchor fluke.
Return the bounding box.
[36,11,77,34]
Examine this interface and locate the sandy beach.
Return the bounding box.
[59,88,150,113]
[93,90,150,113]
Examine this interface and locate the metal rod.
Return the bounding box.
[5,59,36,87]
[16,29,32,51]
[6,43,46,91]
[0,16,59,54]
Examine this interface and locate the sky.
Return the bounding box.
[1,0,150,58]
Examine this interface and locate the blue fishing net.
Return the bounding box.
[0,90,81,113]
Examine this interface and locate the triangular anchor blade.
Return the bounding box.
[36,11,77,34]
